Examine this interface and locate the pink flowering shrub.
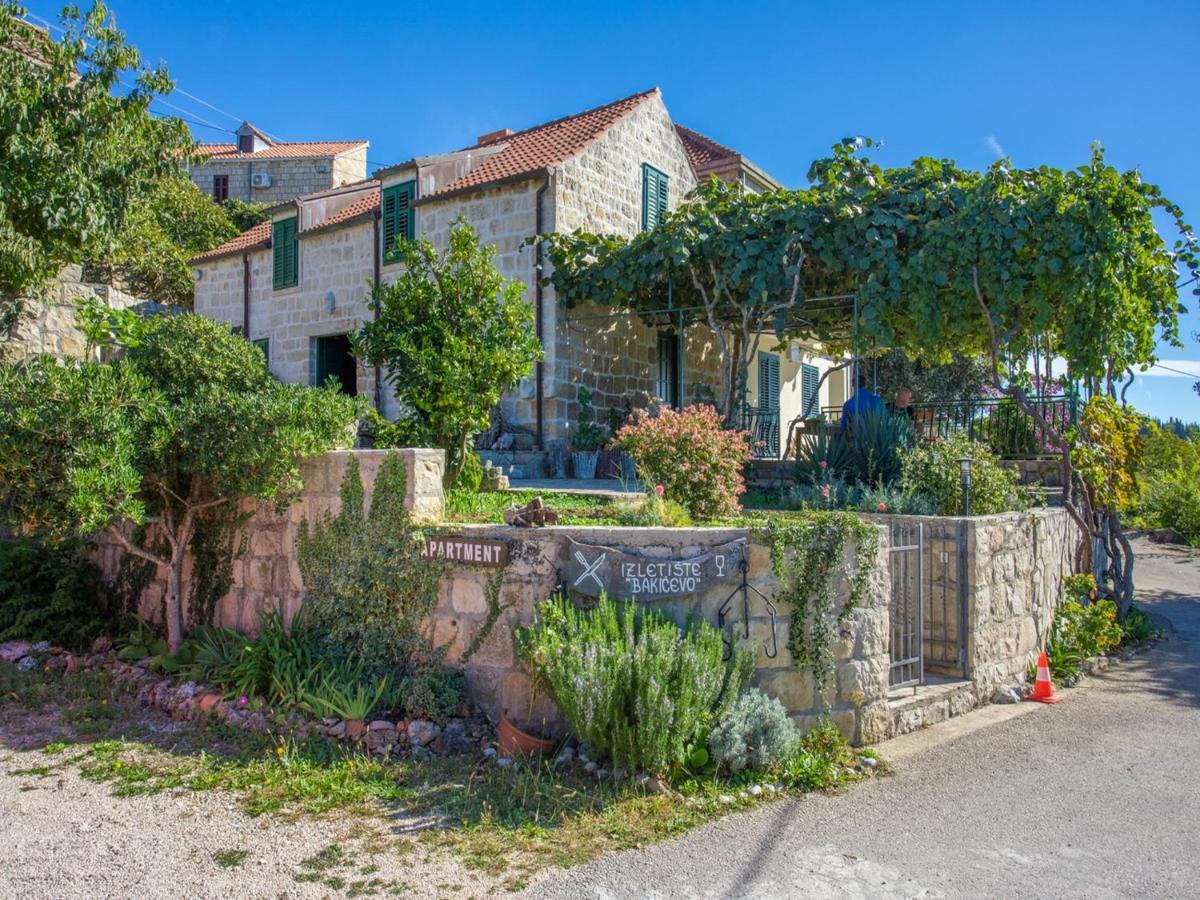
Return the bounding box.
[613,404,752,520]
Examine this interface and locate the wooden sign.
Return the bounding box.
[560,537,746,600]
[423,536,508,568]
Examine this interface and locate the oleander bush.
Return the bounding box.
[613,404,753,521]
[519,594,752,776]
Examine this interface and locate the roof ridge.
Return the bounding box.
[467,87,660,150]
[196,138,368,148]
[675,124,741,162]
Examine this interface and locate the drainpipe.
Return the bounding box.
[246,161,253,202]
[372,206,383,414]
[242,252,251,338]
[534,169,553,450]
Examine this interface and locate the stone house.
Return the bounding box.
[187,122,368,206]
[190,89,848,464]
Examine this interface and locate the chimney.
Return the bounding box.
[477,128,514,145]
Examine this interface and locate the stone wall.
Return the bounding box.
[1,265,145,364]
[188,147,368,206]
[94,449,445,634]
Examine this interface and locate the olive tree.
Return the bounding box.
[0,314,360,651]
[354,219,542,486]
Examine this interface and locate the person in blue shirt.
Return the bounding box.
[840,371,885,432]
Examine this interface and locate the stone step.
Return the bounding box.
[888,678,979,737]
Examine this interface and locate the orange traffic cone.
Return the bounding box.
[1027,651,1062,704]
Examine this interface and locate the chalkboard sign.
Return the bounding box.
[560,537,746,600]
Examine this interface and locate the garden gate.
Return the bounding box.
[887,519,968,689]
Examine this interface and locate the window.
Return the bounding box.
[756,352,781,457]
[310,335,357,395]
[656,331,681,408]
[801,363,820,418]
[381,181,416,264]
[272,217,298,290]
[642,164,669,230]
[213,174,229,203]
[252,338,269,368]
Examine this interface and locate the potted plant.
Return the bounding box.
[603,399,638,481]
[570,386,606,479]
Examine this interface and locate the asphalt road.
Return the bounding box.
[531,537,1200,899]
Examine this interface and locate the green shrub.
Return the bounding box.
[0,539,107,651]
[1139,469,1200,546]
[848,484,939,516]
[900,432,1031,516]
[793,428,855,485]
[1120,605,1161,645]
[297,452,445,679]
[1055,598,1122,659]
[301,661,392,721]
[395,665,465,722]
[779,720,855,791]
[615,492,694,528]
[707,688,800,774]
[453,453,484,493]
[846,410,915,487]
[519,594,752,776]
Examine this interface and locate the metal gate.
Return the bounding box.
[888,522,924,688]
[888,519,968,689]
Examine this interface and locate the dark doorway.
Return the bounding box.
[656,331,681,408]
[311,334,357,395]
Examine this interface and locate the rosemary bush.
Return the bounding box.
[520,594,752,775]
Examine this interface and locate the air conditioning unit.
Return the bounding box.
[251,172,272,189]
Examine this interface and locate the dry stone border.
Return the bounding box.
[0,637,494,760]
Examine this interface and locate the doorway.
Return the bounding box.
[311,334,357,395]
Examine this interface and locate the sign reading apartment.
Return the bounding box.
[560,537,746,600]
[423,536,508,568]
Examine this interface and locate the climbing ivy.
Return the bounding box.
[185,506,250,630]
[460,571,508,664]
[767,512,879,696]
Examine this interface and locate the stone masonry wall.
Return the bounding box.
[94,449,445,635]
[188,147,368,206]
[2,265,145,364]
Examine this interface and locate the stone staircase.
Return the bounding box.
[888,678,981,737]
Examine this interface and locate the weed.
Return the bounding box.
[212,848,249,869]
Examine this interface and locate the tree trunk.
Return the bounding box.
[164,556,186,654]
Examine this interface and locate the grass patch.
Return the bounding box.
[212,848,249,869]
[444,488,631,525]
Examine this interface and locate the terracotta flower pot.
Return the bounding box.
[498,709,556,757]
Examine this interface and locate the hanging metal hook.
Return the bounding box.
[716,545,778,660]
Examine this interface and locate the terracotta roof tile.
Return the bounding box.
[422,88,660,200]
[190,220,272,263]
[195,140,367,161]
[675,125,741,175]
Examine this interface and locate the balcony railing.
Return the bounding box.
[740,408,781,459]
[815,395,1078,459]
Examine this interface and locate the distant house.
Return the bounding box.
[190,89,845,462]
[187,122,368,206]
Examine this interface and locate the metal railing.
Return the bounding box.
[739,408,781,459]
[819,395,1078,459]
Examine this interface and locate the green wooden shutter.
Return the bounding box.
[801,363,819,417]
[381,181,416,264]
[642,164,669,230]
[272,217,297,289]
[758,352,780,413]
[252,338,269,369]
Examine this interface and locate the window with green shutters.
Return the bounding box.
[801,363,820,417]
[381,180,416,264]
[272,217,298,290]
[642,163,669,230]
[252,338,269,368]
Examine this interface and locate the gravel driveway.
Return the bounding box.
[530,537,1200,899]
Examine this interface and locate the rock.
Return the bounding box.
[583,760,598,774]
[748,784,763,796]
[0,641,32,664]
[1149,528,1185,545]
[635,774,651,786]
[345,720,367,741]
[764,784,777,794]
[90,637,113,655]
[15,656,38,672]
[503,496,559,527]
[556,746,575,762]
[496,757,514,768]
[861,757,878,769]
[992,686,1023,704]
[647,777,668,794]
[406,719,441,747]
[612,767,626,780]
[719,794,735,804]
[431,719,475,756]
[31,641,51,653]
[176,681,198,699]
[323,721,347,739]
[595,767,609,779]
[483,746,497,758]
[369,720,395,732]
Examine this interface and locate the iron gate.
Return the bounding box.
[887,519,968,689]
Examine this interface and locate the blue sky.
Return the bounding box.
[26,0,1200,421]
